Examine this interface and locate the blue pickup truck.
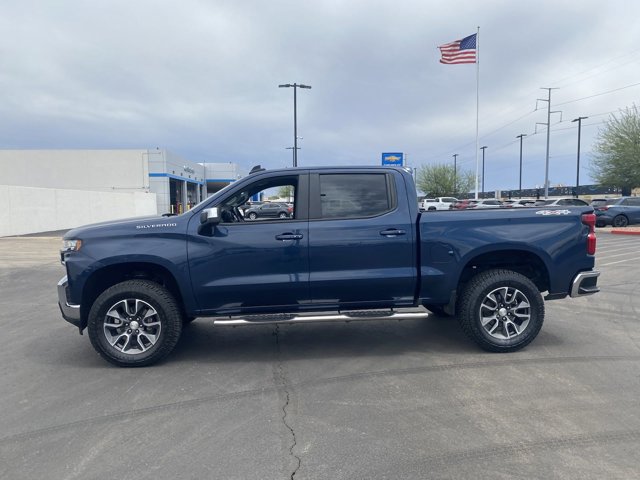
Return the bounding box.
[58,166,599,366]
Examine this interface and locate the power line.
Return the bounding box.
[550,48,640,88]
[555,81,640,106]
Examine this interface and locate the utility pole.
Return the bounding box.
[536,88,561,198]
[516,134,526,195]
[480,146,487,197]
[572,116,588,196]
[452,153,458,195]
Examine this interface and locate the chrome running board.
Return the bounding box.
[212,307,430,326]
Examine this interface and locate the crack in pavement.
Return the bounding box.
[273,325,301,480]
[2,355,639,446]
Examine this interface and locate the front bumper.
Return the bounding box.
[570,270,600,297]
[57,275,81,328]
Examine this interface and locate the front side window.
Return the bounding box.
[319,173,393,219]
[218,176,297,223]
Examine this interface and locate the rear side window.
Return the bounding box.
[319,173,393,219]
[625,197,640,206]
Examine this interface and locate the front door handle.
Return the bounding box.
[275,233,303,241]
[380,229,406,237]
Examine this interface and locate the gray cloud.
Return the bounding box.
[1,0,639,190]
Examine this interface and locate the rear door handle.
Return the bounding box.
[380,229,406,237]
[275,233,303,241]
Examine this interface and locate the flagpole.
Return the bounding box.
[474,26,480,199]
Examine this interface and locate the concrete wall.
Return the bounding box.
[0,149,150,192]
[0,185,157,237]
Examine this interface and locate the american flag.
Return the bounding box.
[438,34,477,64]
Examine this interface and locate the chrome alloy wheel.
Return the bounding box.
[103,299,162,354]
[479,286,531,340]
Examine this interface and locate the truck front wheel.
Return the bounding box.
[87,280,183,367]
[456,269,544,352]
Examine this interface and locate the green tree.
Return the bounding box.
[591,105,640,192]
[416,163,476,197]
[277,185,294,201]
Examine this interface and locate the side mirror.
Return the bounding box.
[200,207,221,225]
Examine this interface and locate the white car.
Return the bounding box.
[536,198,589,207]
[469,199,505,209]
[502,199,536,207]
[420,197,458,211]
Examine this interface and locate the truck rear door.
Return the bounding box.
[307,170,416,308]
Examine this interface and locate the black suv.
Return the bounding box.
[244,202,293,220]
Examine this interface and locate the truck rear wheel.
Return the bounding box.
[87,280,183,367]
[456,269,544,352]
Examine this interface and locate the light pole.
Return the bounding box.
[279,83,312,167]
[516,134,526,196]
[480,146,487,197]
[572,116,588,196]
[452,153,458,195]
[285,146,300,166]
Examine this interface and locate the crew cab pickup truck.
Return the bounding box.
[58,166,599,367]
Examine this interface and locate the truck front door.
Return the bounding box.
[187,173,310,314]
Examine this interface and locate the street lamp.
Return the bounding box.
[285,146,300,166]
[516,134,526,196]
[452,153,458,195]
[572,116,588,196]
[279,83,312,167]
[480,146,487,197]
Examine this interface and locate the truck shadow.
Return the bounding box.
[170,315,477,364]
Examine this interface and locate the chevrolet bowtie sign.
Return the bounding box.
[381,152,403,166]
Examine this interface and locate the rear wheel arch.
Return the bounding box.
[456,249,550,296]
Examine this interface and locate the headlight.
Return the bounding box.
[61,239,82,252]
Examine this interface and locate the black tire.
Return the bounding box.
[87,280,183,367]
[248,212,257,220]
[424,304,452,317]
[456,269,544,352]
[278,212,288,218]
[612,215,629,228]
[595,221,606,228]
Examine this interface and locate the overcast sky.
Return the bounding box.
[1,0,639,192]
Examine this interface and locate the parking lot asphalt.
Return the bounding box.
[0,233,639,480]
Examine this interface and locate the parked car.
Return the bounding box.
[239,201,265,213]
[420,197,458,211]
[590,198,614,208]
[536,198,590,207]
[450,199,478,210]
[503,199,536,207]
[594,196,640,227]
[244,202,293,220]
[469,199,504,209]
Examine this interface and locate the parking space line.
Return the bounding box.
[598,258,640,267]
[596,252,639,261]
[597,249,638,257]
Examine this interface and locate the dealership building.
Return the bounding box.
[0,149,245,236]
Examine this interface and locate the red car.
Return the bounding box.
[450,199,478,210]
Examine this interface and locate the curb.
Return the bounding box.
[611,229,640,236]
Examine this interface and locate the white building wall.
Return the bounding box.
[0,149,150,192]
[0,149,242,225]
[205,162,243,182]
[0,185,157,237]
